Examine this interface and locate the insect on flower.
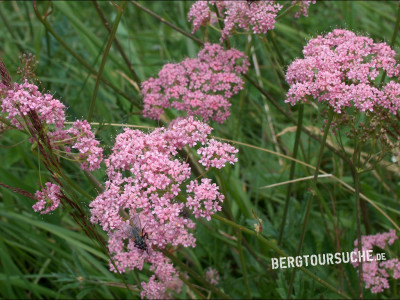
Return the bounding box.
[126,214,149,252]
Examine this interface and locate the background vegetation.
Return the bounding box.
[0,1,399,298]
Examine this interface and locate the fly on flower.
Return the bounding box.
[126,214,148,252]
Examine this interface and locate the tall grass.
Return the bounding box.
[0,1,399,299]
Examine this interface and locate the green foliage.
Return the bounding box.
[0,1,399,299]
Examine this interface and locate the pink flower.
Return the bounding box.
[89,117,237,298]
[0,81,103,171]
[32,182,61,214]
[142,43,249,123]
[1,80,65,130]
[188,1,212,33]
[186,178,224,221]
[292,0,316,18]
[64,120,103,171]
[285,29,400,115]
[351,230,399,293]
[188,1,282,41]
[205,267,220,285]
[198,139,238,170]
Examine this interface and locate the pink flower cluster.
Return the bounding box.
[1,80,65,130]
[285,29,400,115]
[89,117,238,298]
[292,0,316,18]
[32,182,61,214]
[1,81,103,171]
[205,267,220,285]
[188,1,283,41]
[352,229,400,293]
[142,43,249,123]
[64,120,103,171]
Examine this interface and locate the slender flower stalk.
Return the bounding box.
[352,162,364,298]
[278,104,303,245]
[88,1,127,122]
[286,108,334,298]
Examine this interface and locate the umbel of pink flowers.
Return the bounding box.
[351,230,400,293]
[89,117,238,299]
[0,80,103,214]
[142,43,249,123]
[285,29,400,114]
[188,1,315,42]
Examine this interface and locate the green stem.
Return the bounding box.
[178,273,206,299]
[353,166,364,299]
[380,2,400,83]
[275,3,297,21]
[390,3,400,48]
[130,1,204,45]
[212,214,351,299]
[287,109,334,298]
[32,1,140,108]
[278,104,303,246]
[88,1,127,121]
[93,0,141,85]
[216,170,251,297]
[237,231,251,298]
[159,248,231,299]
[267,32,285,71]
[83,170,104,193]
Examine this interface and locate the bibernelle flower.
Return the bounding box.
[142,43,249,123]
[188,1,283,41]
[1,81,103,171]
[285,29,400,114]
[89,117,238,298]
[32,182,62,215]
[351,230,400,293]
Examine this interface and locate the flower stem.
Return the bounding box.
[286,108,334,298]
[93,0,141,85]
[216,170,251,298]
[130,1,204,45]
[88,1,127,121]
[32,1,140,108]
[390,3,400,48]
[275,3,297,21]
[353,165,364,299]
[278,104,303,246]
[159,248,231,299]
[380,2,400,83]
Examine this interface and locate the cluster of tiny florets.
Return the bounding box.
[352,230,400,293]
[32,182,62,214]
[1,81,103,172]
[187,1,216,33]
[285,29,400,114]
[142,43,249,123]
[292,0,316,18]
[205,267,220,285]
[188,1,283,41]
[64,120,103,171]
[1,81,65,130]
[89,116,238,298]
[17,53,38,82]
